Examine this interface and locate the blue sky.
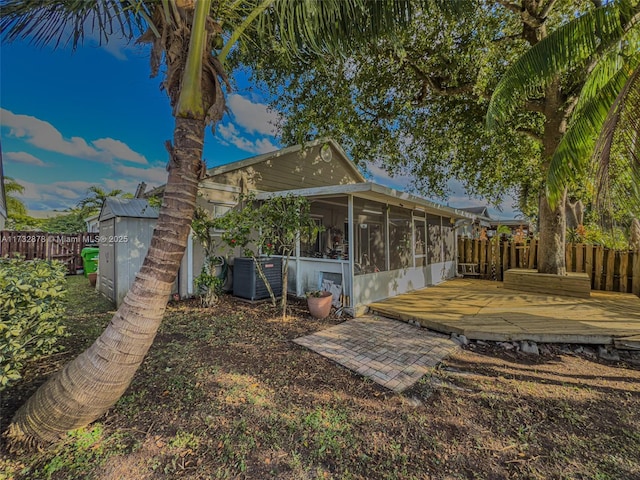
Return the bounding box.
[1,34,517,218]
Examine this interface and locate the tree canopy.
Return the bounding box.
[247,0,637,221]
[487,0,640,214]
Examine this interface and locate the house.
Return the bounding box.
[459,205,531,240]
[0,145,7,230]
[459,206,492,238]
[117,139,475,314]
[193,138,473,316]
[85,212,100,233]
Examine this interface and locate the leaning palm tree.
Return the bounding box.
[1,0,420,449]
[487,0,640,216]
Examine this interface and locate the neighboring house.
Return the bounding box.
[97,198,193,307]
[85,212,100,233]
[460,205,531,239]
[0,145,7,230]
[459,206,492,238]
[489,219,532,238]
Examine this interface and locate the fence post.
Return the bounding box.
[632,250,640,297]
[509,242,516,270]
[585,244,594,288]
[605,248,615,291]
[502,241,509,274]
[472,239,479,268]
[528,238,536,269]
[465,238,472,265]
[565,243,573,272]
[479,240,487,277]
[619,251,629,293]
[497,241,503,281]
[575,243,584,273]
[594,246,604,290]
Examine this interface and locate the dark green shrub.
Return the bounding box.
[0,257,68,390]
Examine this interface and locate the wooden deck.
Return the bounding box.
[368,278,640,346]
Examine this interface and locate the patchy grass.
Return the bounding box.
[1,274,639,479]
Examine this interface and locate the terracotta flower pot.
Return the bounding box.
[88,272,97,287]
[307,291,332,319]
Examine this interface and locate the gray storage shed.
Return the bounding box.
[98,198,160,306]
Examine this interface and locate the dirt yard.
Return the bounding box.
[1,275,639,479]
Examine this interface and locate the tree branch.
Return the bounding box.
[495,0,523,16]
[497,0,545,27]
[406,60,478,101]
[539,0,559,20]
[524,99,546,113]
[517,127,543,142]
[492,33,522,43]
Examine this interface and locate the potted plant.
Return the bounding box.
[306,290,333,319]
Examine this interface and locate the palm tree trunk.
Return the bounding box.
[6,116,205,449]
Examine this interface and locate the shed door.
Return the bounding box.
[99,218,116,302]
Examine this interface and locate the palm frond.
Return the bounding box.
[593,64,640,210]
[546,55,639,206]
[251,0,446,59]
[487,0,640,129]
[0,0,147,49]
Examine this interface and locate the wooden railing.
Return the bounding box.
[0,231,98,274]
[457,237,640,296]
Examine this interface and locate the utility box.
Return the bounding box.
[233,257,282,301]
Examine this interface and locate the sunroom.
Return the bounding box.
[257,182,473,316]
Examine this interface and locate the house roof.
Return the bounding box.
[460,206,491,219]
[99,198,159,221]
[489,219,530,227]
[256,182,475,220]
[205,138,366,183]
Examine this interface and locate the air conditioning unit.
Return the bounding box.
[232,257,282,301]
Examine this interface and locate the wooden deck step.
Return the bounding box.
[503,269,591,298]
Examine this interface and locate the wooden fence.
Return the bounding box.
[0,231,98,274]
[457,237,640,297]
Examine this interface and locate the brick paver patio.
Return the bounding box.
[294,315,458,392]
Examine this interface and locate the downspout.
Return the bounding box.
[347,195,355,314]
[295,227,302,297]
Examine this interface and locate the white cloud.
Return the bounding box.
[93,138,147,164]
[103,178,144,195]
[366,162,413,191]
[97,38,129,60]
[1,109,148,164]
[112,164,168,186]
[82,13,133,61]
[15,179,94,211]
[227,94,280,136]
[4,151,48,166]
[217,123,277,155]
[368,161,521,218]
